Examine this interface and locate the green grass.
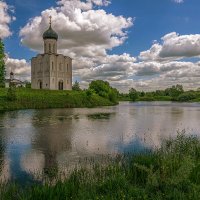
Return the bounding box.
[0,88,117,111]
[1,133,200,199]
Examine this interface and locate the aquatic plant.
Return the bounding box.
[1,133,200,199]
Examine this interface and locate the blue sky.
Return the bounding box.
[2,0,200,91]
[5,0,200,59]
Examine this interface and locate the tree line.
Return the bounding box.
[124,84,200,102]
[2,38,200,103]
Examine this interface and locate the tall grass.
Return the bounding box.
[1,134,200,199]
[0,88,116,111]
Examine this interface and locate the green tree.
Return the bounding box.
[72,81,81,91]
[89,80,118,103]
[140,91,145,97]
[89,80,110,98]
[165,84,184,99]
[129,88,138,101]
[0,39,6,88]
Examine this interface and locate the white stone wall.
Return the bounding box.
[31,54,72,90]
[31,36,72,91]
[49,54,72,90]
[44,39,57,54]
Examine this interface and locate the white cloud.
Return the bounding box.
[17,0,200,92]
[5,57,31,81]
[172,0,184,3]
[19,0,136,90]
[139,32,200,62]
[0,1,15,39]
[20,1,133,56]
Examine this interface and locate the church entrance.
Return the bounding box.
[58,81,63,90]
[38,80,42,89]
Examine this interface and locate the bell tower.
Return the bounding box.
[43,16,58,54]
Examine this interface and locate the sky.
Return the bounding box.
[1,0,200,91]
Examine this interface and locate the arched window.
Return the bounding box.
[53,44,55,53]
[58,80,64,90]
[67,64,69,72]
[52,62,54,71]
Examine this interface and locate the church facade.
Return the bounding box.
[31,18,72,90]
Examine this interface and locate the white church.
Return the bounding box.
[31,17,72,90]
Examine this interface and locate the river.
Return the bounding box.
[0,101,200,183]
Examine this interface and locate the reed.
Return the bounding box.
[1,133,200,199]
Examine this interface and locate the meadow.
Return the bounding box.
[1,134,200,199]
[0,88,116,111]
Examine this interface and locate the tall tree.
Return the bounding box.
[72,81,81,91]
[129,88,138,101]
[0,39,6,88]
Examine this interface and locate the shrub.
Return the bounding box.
[129,88,138,101]
[7,87,16,101]
[177,92,197,102]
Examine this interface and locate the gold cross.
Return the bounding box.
[49,16,52,26]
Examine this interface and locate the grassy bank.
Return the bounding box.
[0,88,116,111]
[1,134,200,199]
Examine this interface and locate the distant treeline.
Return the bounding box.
[119,84,200,102]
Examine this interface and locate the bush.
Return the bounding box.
[129,88,138,101]
[72,81,81,91]
[177,92,197,102]
[86,88,95,97]
[89,80,119,103]
[7,87,16,101]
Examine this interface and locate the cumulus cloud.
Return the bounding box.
[19,0,136,89]
[57,0,111,11]
[139,32,200,62]
[5,57,31,81]
[0,1,15,39]
[17,0,200,91]
[20,0,133,56]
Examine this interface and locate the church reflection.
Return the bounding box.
[28,109,74,180]
[0,128,5,181]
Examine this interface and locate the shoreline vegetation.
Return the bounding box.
[1,134,200,199]
[0,88,117,112]
[0,80,119,112]
[1,82,200,112]
[120,84,200,102]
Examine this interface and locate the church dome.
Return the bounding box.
[43,25,58,40]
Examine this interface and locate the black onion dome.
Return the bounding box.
[43,25,58,40]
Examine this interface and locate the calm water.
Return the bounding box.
[1,101,200,183]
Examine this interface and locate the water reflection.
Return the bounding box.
[1,102,200,183]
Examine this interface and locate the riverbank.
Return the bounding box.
[0,88,116,111]
[1,134,200,199]
[119,88,200,102]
